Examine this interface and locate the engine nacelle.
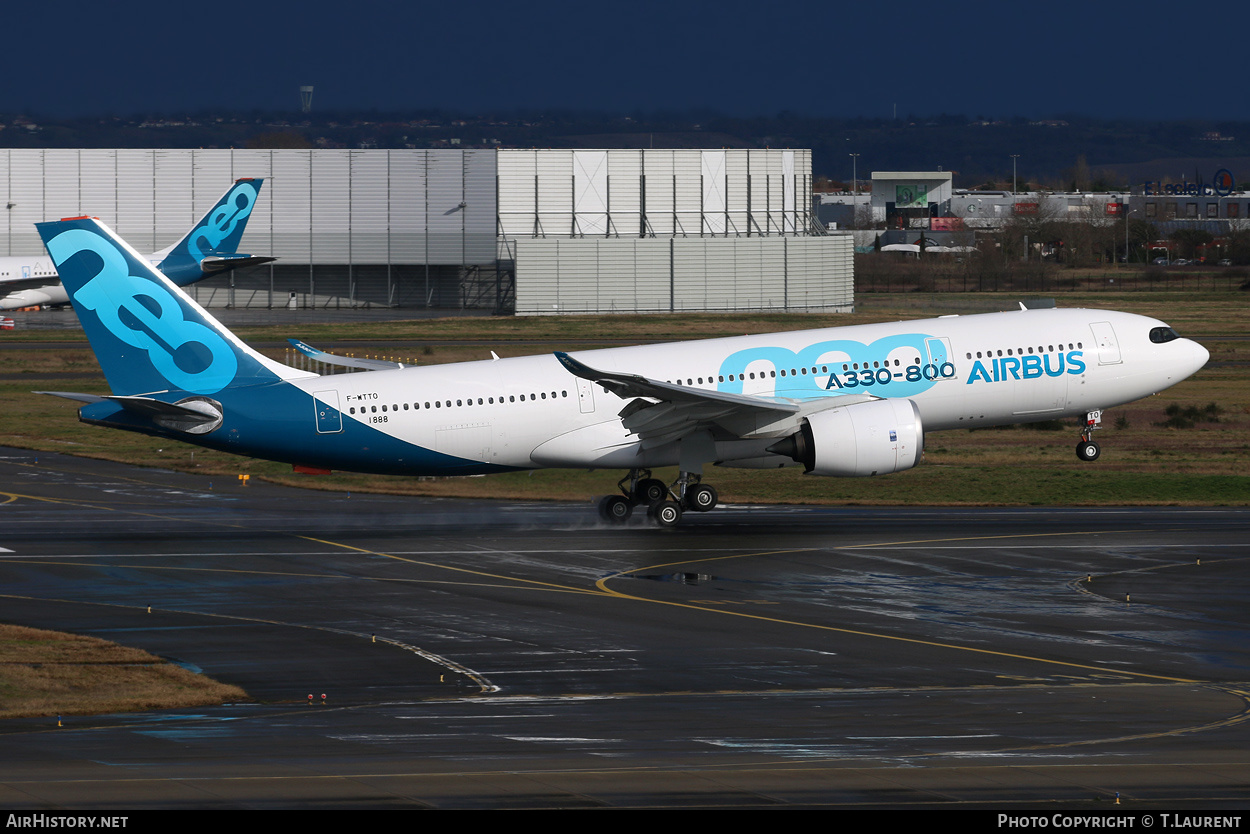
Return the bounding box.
[770,398,924,477]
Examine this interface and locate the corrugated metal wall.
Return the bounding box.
[2,147,841,314]
[0,148,497,265]
[497,149,811,241]
[514,235,852,315]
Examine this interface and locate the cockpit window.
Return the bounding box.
[1150,326,1181,344]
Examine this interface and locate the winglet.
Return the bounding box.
[554,351,595,380]
[288,338,406,371]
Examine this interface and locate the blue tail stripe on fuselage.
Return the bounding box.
[76,382,508,476]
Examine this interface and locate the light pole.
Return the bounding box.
[1124,197,1129,269]
[849,153,860,228]
[1011,155,1020,194]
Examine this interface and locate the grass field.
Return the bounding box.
[1,291,1247,507]
[0,625,246,719]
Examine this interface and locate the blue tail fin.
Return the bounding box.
[153,178,266,285]
[36,216,307,397]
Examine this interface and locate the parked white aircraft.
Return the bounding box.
[36,217,1208,526]
[0,178,269,310]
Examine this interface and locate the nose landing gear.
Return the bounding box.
[1076,410,1102,461]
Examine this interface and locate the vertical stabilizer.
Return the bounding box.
[153,178,265,285]
[37,216,309,397]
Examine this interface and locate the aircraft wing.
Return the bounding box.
[288,339,410,371]
[555,351,875,449]
[0,275,65,294]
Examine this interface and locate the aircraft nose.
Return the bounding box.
[1185,339,1210,376]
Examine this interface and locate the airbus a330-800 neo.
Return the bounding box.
[36,217,1208,526]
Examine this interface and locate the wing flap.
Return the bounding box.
[552,350,835,447]
[556,351,799,415]
[556,351,880,446]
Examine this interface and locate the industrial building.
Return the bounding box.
[0,148,852,315]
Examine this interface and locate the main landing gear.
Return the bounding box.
[1076,410,1102,462]
[597,468,720,527]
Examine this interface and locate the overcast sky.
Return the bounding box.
[11,0,1246,121]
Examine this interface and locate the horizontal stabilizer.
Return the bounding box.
[35,390,107,404]
[288,339,409,370]
[198,254,277,275]
[37,390,223,435]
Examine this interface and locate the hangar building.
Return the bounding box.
[0,148,852,315]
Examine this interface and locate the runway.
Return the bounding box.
[1,446,1248,808]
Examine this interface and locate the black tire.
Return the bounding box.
[650,500,683,528]
[685,483,718,512]
[1076,440,1101,462]
[598,494,633,523]
[634,478,668,505]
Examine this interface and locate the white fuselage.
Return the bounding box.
[0,254,169,310]
[0,257,64,308]
[287,307,1208,473]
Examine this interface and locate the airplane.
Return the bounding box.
[0,178,270,310]
[35,217,1209,527]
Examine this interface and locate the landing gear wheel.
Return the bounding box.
[1076,440,1101,462]
[598,494,633,523]
[684,483,718,512]
[648,500,683,528]
[634,478,668,505]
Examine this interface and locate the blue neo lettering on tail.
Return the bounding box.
[44,227,238,394]
[185,180,257,260]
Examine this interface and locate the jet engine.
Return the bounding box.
[768,398,923,477]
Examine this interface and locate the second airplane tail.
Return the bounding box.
[152,177,272,285]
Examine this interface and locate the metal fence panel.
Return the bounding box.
[388,149,427,263]
[463,149,498,264]
[270,151,312,261]
[311,150,350,263]
[349,151,390,264]
[6,150,50,255]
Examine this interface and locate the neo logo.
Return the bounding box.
[186,180,258,259]
[46,228,239,394]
